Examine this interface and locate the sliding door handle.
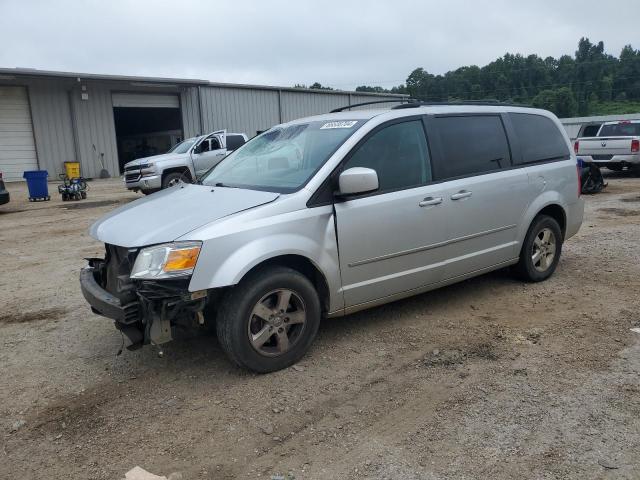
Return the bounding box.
[419,196,443,207]
[451,190,472,200]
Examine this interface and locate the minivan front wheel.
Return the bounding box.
[515,215,563,282]
[216,266,321,373]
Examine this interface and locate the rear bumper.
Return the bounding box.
[579,154,640,165]
[565,199,585,240]
[0,190,9,205]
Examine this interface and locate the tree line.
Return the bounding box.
[298,38,640,118]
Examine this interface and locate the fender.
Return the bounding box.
[517,190,568,244]
[187,207,344,313]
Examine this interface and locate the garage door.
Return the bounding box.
[0,86,38,181]
[112,93,180,108]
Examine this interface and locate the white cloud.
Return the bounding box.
[0,0,637,89]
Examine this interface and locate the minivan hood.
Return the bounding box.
[124,152,188,168]
[89,184,279,247]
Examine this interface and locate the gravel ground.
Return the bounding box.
[1,173,640,480]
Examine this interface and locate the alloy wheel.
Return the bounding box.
[247,289,306,357]
[531,227,556,272]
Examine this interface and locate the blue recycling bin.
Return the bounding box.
[23,170,50,201]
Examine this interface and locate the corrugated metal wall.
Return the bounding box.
[180,86,202,138]
[70,83,119,178]
[20,78,76,176]
[280,91,350,122]
[197,86,403,136]
[199,86,280,136]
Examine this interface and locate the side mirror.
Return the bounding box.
[338,167,379,196]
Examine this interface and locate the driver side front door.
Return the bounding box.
[334,118,450,309]
[192,131,227,175]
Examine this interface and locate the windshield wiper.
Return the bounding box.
[213,182,239,189]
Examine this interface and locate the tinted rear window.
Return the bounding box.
[510,113,570,164]
[226,134,246,150]
[433,115,510,179]
[598,123,640,137]
[581,124,601,137]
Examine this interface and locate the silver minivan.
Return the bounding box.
[81,103,584,372]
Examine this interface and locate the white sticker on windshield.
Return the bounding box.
[320,121,358,129]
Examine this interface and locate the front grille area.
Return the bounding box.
[125,172,141,182]
[104,244,140,324]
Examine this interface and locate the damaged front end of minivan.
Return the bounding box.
[80,243,209,350]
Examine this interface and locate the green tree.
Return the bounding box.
[554,87,578,117]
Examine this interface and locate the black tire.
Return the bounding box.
[162,171,190,189]
[216,266,321,373]
[515,215,563,282]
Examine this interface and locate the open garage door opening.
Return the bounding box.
[112,93,183,173]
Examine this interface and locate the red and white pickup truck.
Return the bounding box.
[574,120,640,171]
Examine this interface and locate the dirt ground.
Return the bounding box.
[1,173,640,480]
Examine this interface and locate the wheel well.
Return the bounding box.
[537,204,566,238]
[162,167,192,182]
[243,255,331,314]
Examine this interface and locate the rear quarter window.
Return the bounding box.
[226,135,246,150]
[510,113,570,164]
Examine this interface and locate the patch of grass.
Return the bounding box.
[588,101,640,116]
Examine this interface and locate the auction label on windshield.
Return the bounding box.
[320,121,358,129]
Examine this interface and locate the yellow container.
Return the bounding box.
[64,162,81,179]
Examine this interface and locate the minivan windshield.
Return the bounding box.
[168,138,198,154]
[201,120,364,193]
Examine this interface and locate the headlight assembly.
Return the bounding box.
[130,241,201,280]
[140,163,155,175]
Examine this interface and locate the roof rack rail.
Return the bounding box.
[329,98,416,113]
[391,100,533,109]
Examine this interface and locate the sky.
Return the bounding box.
[0,0,638,90]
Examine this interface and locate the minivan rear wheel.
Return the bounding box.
[215,266,321,373]
[515,215,563,282]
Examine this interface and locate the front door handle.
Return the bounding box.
[451,190,472,200]
[419,196,443,207]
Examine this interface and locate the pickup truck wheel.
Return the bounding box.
[216,266,321,373]
[162,171,190,189]
[515,215,563,282]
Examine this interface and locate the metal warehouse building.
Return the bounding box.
[0,68,405,181]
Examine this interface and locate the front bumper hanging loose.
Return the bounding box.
[80,266,138,323]
[80,255,207,350]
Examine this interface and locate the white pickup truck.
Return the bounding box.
[123,130,248,194]
[574,120,640,171]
